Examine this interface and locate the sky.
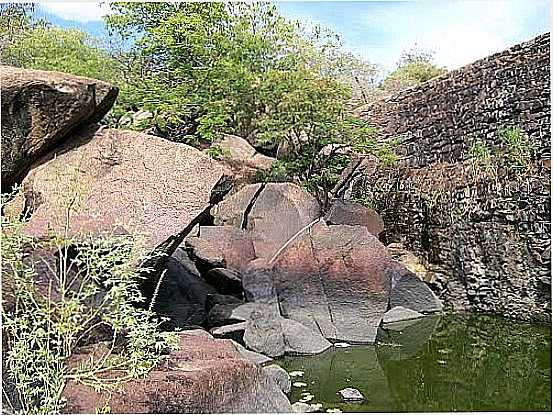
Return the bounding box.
[36,1,550,72]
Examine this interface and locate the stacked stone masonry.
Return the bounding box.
[352,33,551,321]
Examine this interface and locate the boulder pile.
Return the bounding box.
[2,66,442,413]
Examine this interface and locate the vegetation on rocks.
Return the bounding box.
[1,186,178,414]
[0,2,417,201]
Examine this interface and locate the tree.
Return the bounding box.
[380,46,447,93]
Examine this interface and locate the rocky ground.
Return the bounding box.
[1,66,442,413]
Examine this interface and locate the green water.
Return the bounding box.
[279,314,551,412]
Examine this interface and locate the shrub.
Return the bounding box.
[1,186,178,414]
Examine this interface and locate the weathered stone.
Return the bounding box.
[292,402,321,413]
[185,236,226,271]
[214,183,321,260]
[338,387,364,402]
[213,183,264,227]
[264,364,292,394]
[63,333,293,413]
[325,199,384,236]
[352,34,551,322]
[244,304,286,358]
[381,306,423,324]
[389,270,442,314]
[211,135,276,183]
[1,66,118,189]
[143,249,217,330]
[199,226,256,272]
[230,340,274,366]
[210,322,246,343]
[14,127,230,253]
[281,318,332,356]
[271,222,392,343]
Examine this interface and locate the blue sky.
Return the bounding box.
[36,1,550,72]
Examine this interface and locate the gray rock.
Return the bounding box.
[244,304,286,357]
[292,402,322,413]
[282,319,332,356]
[389,270,442,313]
[230,340,274,366]
[338,387,364,402]
[264,364,292,394]
[210,322,246,343]
[381,306,423,324]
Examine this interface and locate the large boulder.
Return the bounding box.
[213,183,321,260]
[12,126,231,253]
[1,66,118,189]
[325,199,384,237]
[62,333,293,413]
[269,221,393,343]
[210,135,275,183]
[198,226,256,272]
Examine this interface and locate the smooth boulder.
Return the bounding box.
[1,66,118,189]
[213,183,321,260]
[14,126,230,252]
[271,221,393,343]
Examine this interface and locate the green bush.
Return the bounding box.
[1,186,178,414]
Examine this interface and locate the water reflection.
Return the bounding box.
[279,314,551,412]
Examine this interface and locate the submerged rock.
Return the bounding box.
[63,333,292,413]
[337,387,364,402]
[381,306,423,324]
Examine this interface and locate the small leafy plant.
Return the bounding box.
[1,183,178,414]
[498,126,536,170]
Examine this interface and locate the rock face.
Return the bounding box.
[270,221,393,343]
[14,126,230,252]
[1,66,118,189]
[351,34,551,321]
[325,199,384,236]
[62,333,293,413]
[214,183,321,260]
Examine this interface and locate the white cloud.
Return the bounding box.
[40,2,111,23]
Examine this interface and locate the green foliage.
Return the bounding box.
[1,186,178,414]
[0,5,119,82]
[378,47,447,96]
[498,126,536,169]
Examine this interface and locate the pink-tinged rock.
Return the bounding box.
[16,126,230,250]
[214,183,321,260]
[199,226,256,272]
[62,333,292,413]
[1,66,118,189]
[271,221,393,343]
[325,199,385,236]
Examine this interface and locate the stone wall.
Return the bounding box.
[350,33,551,321]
